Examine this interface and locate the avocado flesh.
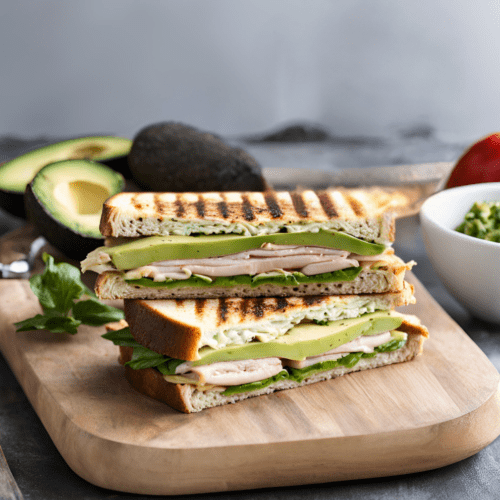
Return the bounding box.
[25,160,124,259]
[104,230,386,270]
[190,312,403,365]
[30,160,124,239]
[0,136,131,193]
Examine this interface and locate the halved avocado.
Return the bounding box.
[25,160,125,260]
[0,136,131,218]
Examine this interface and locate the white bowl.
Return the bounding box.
[420,182,500,324]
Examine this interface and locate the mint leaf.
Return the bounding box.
[15,314,81,334]
[16,253,122,335]
[30,253,85,314]
[73,299,124,326]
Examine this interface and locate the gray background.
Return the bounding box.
[2,1,500,143]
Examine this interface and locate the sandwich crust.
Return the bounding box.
[118,332,426,413]
[124,299,203,361]
[119,346,192,414]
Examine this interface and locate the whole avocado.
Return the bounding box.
[128,122,267,192]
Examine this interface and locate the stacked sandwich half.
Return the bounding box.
[83,190,428,413]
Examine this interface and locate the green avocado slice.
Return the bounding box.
[104,230,386,270]
[0,136,131,193]
[191,311,403,365]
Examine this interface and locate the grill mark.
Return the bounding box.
[131,194,143,211]
[317,191,339,218]
[275,297,289,311]
[345,194,365,216]
[217,298,229,325]
[240,195,255,221]
[195,195,206,218]
[175,299,185,307]
[290,192,308,218]
[252,298,265,318]
[174,194,185,218]
[153,194,167,219]
[195,299,206,318]
[239,298,251,321]
[217,200,230,218]
[302,296,322,307]
[264,192,283,218]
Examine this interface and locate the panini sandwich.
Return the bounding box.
[82,190,413,299]
[102,284,428,413]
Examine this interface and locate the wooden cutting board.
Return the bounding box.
[0,227,499,495]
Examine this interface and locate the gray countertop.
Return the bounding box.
[0,134,499,499]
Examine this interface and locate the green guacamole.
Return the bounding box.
[456,201,500,242]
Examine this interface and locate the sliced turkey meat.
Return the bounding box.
[283,331,396,369]
[175,357,284,386]
[122,245,390,282]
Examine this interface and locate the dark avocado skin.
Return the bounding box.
[25,183,104,260]
[0,136,132,219]
[128,122,267,192]
[0,186,26,220]
[100,154,132,179]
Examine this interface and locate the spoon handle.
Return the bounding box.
[0,444,24,500]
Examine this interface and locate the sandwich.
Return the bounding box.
[102,283,428,413]
[82,190,414,299]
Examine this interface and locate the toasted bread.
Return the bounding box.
[99,190,395,244]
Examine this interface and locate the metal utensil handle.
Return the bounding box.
[0,445,24,500]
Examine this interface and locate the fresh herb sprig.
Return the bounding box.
[15,253,124,334]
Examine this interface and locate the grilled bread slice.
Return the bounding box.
[99,190,396,244]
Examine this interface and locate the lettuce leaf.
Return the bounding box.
[125,267,363,289]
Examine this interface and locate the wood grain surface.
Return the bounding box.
[0,445,24,500]
[0,227,499,495]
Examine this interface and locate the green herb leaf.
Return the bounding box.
[15,314,81,335]
[101,327,139,347]
[29,253,85,314]
[313,319,329,326]
[73,299,124,326]
[125,346,168,370]
[16,253,123,335]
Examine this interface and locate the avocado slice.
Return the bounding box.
[0,136,131,218]
[191,311,403,364]
[25,160,125,260]
[100,230,385,270]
